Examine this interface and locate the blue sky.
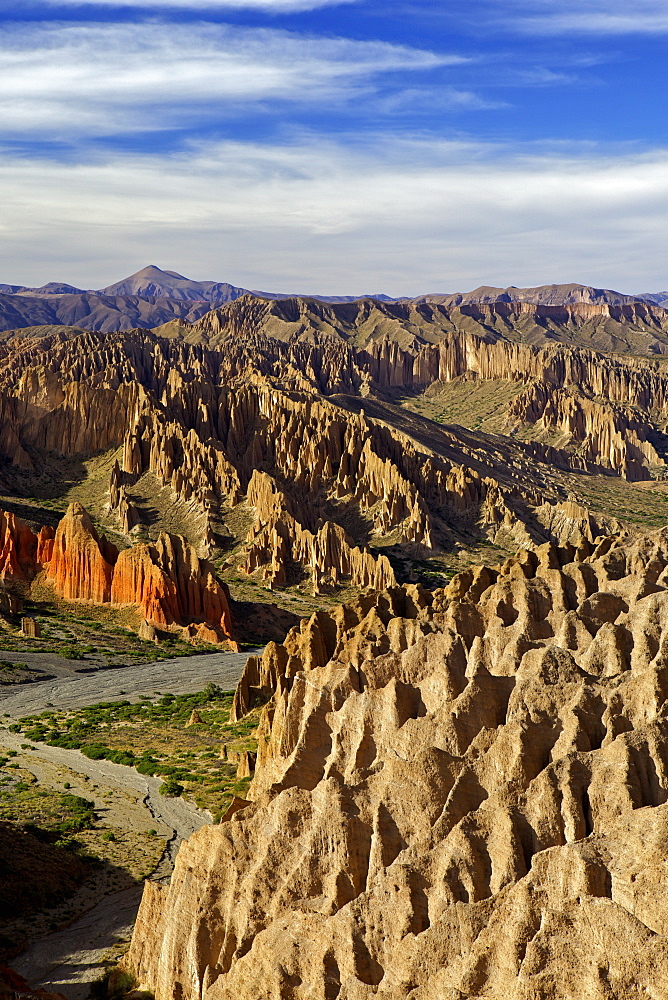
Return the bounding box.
[1,0,668,293]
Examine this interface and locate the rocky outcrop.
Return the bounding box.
[128,528,668,999]
[1,323,667,598]
[193,291,668,358]
[506,381,661,480]
[111,532,232,636]
[0,511,39,585]
[243,470,396,594]
[45,502,118,604]
[0,502,233,640]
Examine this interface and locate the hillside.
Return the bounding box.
[1,316,668,632]
[2,268,668,352]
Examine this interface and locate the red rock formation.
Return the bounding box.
[111,532,232,635]
[0,500,233,640]
[0,511,38,584]
[36,525,55,565]
[44,502,118,604]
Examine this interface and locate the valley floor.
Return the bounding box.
[0,649,258,998]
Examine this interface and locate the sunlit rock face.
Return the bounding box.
[128,529,668,1000]
[0,502,233,642]
[0,319,658,603]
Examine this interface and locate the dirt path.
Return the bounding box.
[0,649,258,998]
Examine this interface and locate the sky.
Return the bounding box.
[1,0,668,294]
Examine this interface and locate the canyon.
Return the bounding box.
[3,275,668,997]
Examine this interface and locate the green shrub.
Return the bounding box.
[136,760,158,776]
[58,645,85,660]
[81,745,109,760]
[106,750,135,766]
[159,779,184,797]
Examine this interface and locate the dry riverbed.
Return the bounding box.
[0,648,259,998]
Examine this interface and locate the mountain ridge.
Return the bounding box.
[0,265,666,336]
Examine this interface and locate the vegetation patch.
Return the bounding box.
[11,684,261,819]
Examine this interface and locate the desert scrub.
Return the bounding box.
[13,688,262,815]
[0,771,94,836]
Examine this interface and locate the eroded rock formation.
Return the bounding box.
[45,502,117,604]
[111,532,232,637]
[0,503,232,641]
[0,318,665,600]
[129,528,668,999]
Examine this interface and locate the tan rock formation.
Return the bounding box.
[128,528,668,1000]
[20,617,41,638]
[234,750,256,779]
[138,619,158,642]
[1,321,668,600]
[0,588,22,615]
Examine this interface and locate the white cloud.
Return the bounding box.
[0,21,455,134]
[34,0,354,9]
[508,0,668,34]
[1,137,668,294]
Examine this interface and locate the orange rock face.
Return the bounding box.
[44,502,118,604]
[0,500,233,641]
[0,510,39,584]
[111,532,232,635]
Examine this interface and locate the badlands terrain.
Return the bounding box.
[2,269,668,997]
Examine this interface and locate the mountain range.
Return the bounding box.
[0,264,665,334]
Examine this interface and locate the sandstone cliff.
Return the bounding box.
[128,528,668,999]
[45,502,118,604]
[111,532,232,636]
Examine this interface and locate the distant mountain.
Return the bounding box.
[191,290,668,358]
[0,289,219,334]
[0,267,664,336]
[0,265,402,333]
[0,266,258,333]
[25,281,86,295]
[98,265,398,305]
[637,291,668,308]
[416,283,644,307]
[98,265,251,304]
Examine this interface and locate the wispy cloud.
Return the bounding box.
[507,0,668,35]
[378,86,507,114]
[32,0,355,10]
[0,21,455,135]
[2,136,668,293]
